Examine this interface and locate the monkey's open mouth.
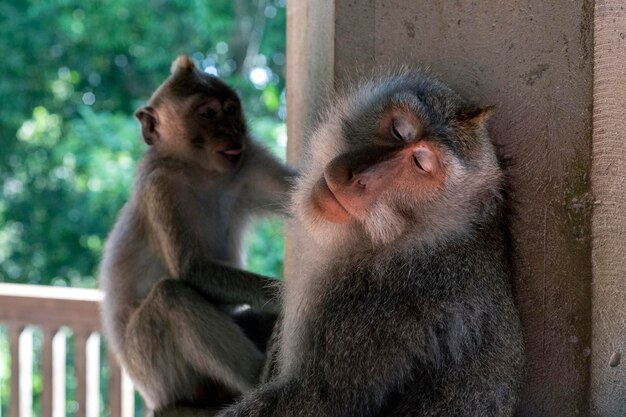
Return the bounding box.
[219,148,243,164]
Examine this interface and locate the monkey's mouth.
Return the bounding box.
[218,147,243,164]
[311,176,351,223]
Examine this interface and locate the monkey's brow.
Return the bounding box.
[188,92,234,107]
[186,94,218,110]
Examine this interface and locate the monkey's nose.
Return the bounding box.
[207,98,222,113]
[217,125,240,137]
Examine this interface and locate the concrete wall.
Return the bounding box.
[285,1,626,416]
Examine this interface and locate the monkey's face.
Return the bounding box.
[135,56,249,174]
[295,74,502,247]
[313,106,446,220]
[172,89,247,174]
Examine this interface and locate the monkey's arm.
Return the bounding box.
[142,173,281,313]
[241,143,298,215]
[184,260,281,313]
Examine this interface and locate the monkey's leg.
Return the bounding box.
[124,279,264,410]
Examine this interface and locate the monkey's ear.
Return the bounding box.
[456,105,495,127]
[135,106,158,145]
[171,55,196,75]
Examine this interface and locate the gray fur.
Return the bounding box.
[218,72,524,417]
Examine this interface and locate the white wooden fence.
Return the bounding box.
[0,283,141,417]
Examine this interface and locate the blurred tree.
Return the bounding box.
[0,0,288,287]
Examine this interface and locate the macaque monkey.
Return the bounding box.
[218,73,525,417]
[99,55,294,411]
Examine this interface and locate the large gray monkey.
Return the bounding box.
[218,72,525,417]
[99,56,294,412]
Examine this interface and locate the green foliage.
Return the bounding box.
[244,218,285,278]
[0,0,288,286]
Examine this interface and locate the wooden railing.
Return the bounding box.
[0,283,140,417]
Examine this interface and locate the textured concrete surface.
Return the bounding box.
[351,4,595,415]
[285,1,626,416]
[284,0,335,276]
[590,1,626,416]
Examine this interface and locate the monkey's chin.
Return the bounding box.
[217,148,244,170]
[311,176,351,223]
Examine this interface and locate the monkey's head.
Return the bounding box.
[294,73,503,249]
[135,55,248,173]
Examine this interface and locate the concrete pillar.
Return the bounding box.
[590,2,626,416]
[285,1,626,416]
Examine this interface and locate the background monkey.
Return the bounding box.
[218,73,524,417]
[99,56,294,411]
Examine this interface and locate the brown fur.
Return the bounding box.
[99,56,296,411]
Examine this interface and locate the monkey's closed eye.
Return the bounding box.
[413,154,424,170]
[391,117,416,142]
[412,146,437,174]
[392,120,404,141]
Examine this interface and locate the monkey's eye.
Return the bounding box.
[223,101,238,115]
[391,120,404,141]
[198,98,222,120]
[413,154,424,170]
[200,108,217,120]
[391,117,416,142]
[412,147,437,174]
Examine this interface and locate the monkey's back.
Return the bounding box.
[98,193,167,355]
[98,144,280,355]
